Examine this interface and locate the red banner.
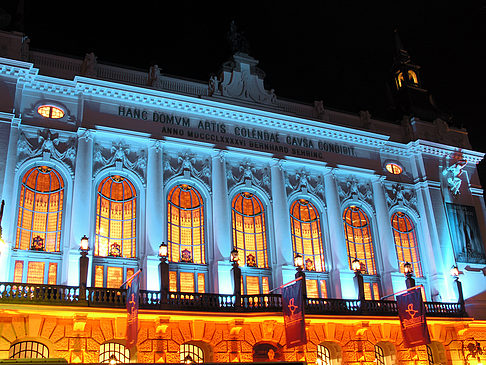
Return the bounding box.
[397,287,431,348]
[282,278,307,348]
[126,270,141,349]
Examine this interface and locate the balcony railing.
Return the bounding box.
[0,282,466,317]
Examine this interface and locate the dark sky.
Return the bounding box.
[4,1,486,182]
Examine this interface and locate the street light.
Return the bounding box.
[352,258,365,301]
[79,235,89,301]
[451,265,465,310]
[109,354,118,365]
[294,253,307,298]
[159,242,169,305]
[403,262,415,289]
[231,247,241,307]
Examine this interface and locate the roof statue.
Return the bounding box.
[227,20,250,54]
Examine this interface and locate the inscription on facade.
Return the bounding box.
[117,106,358,160]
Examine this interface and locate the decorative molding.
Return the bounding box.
[163,151,211,189]
[17,129,76,172]
[384,183,418,214]
[284,168,325,202]
[336,176,373,208]
[93,141,147,183]
[226,159,271,197]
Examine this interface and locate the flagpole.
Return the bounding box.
[268,276,303,293]
[379,284,424,300]
[120,268,142,289]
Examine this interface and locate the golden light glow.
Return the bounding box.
[290,199,325,272]
[385,162,403,175]
[392,212,422,277]
[343,206,376,275]
[95,176,137,258]
[231,192,268,268]
[37,105,65,119]
[16,166,64,252]
[167,184,205,264]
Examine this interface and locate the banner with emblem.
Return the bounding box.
[282,278,307,348]
[125,269,141,349]
[396,286,431,348]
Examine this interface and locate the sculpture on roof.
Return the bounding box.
[148,64,163,89]
[81,52,97,77]
[227,20,250,54]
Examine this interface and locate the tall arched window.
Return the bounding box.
[167,184,207,293]
[13,166,64,284]
[94,175,137,288]
[391,212,423,277]
[343,206,376,274]
[290,198,327,298]
[290,199,325,272]
[343,205,380,299]
[95,175,136,258]
[168,184,205,264]
[16,166,64,252]
[231,191,270,294]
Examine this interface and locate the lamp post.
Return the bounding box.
[79,235,89,301]
[159,242,169,305]
[352,258,365,301]
[451,265,465,310]
[231,247,241,307]
[403,262,415,289]
[294,253,307,298]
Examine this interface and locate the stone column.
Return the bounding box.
[0,116,21,281]
[270,159,294,287]
[211,150,232,294]
[67,128,94,286]
[323,169,350,298]
[371,176,401,297]
[145,140,164,291]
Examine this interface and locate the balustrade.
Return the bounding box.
[0,282,467,317]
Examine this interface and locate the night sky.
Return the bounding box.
[3,1,486,187]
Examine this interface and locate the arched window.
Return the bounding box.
[180,343,204,364]
[374,342,396,365]
[16,166,64,252]
[99,342,130,363]
[94,175,137,288]
[290,198,328,298]
[343,206,376,274]
[391,212,423,277]
[13,166,64,284]
[231,192,270,294]
[290,199,325,272]
[426,342,447,365]
[95,175,136,258]
[232,192,268,268]
[317,345,331,365]
[343,205,380,299]
[167,184,207,293]
[168,184,205,264]
[9,341,49,359]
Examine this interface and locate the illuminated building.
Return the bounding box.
[0,26,486,364]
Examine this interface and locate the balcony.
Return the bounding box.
[0,282,466,318]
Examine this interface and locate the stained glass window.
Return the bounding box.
[231,192,268,268]
[95,176,136,258]
[343,206,376,275]
[290,199,325,272]
[391,212,423,277]
[167,184,205,264]
[16,166,64,252]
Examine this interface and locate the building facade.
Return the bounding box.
[0,29,485,364]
